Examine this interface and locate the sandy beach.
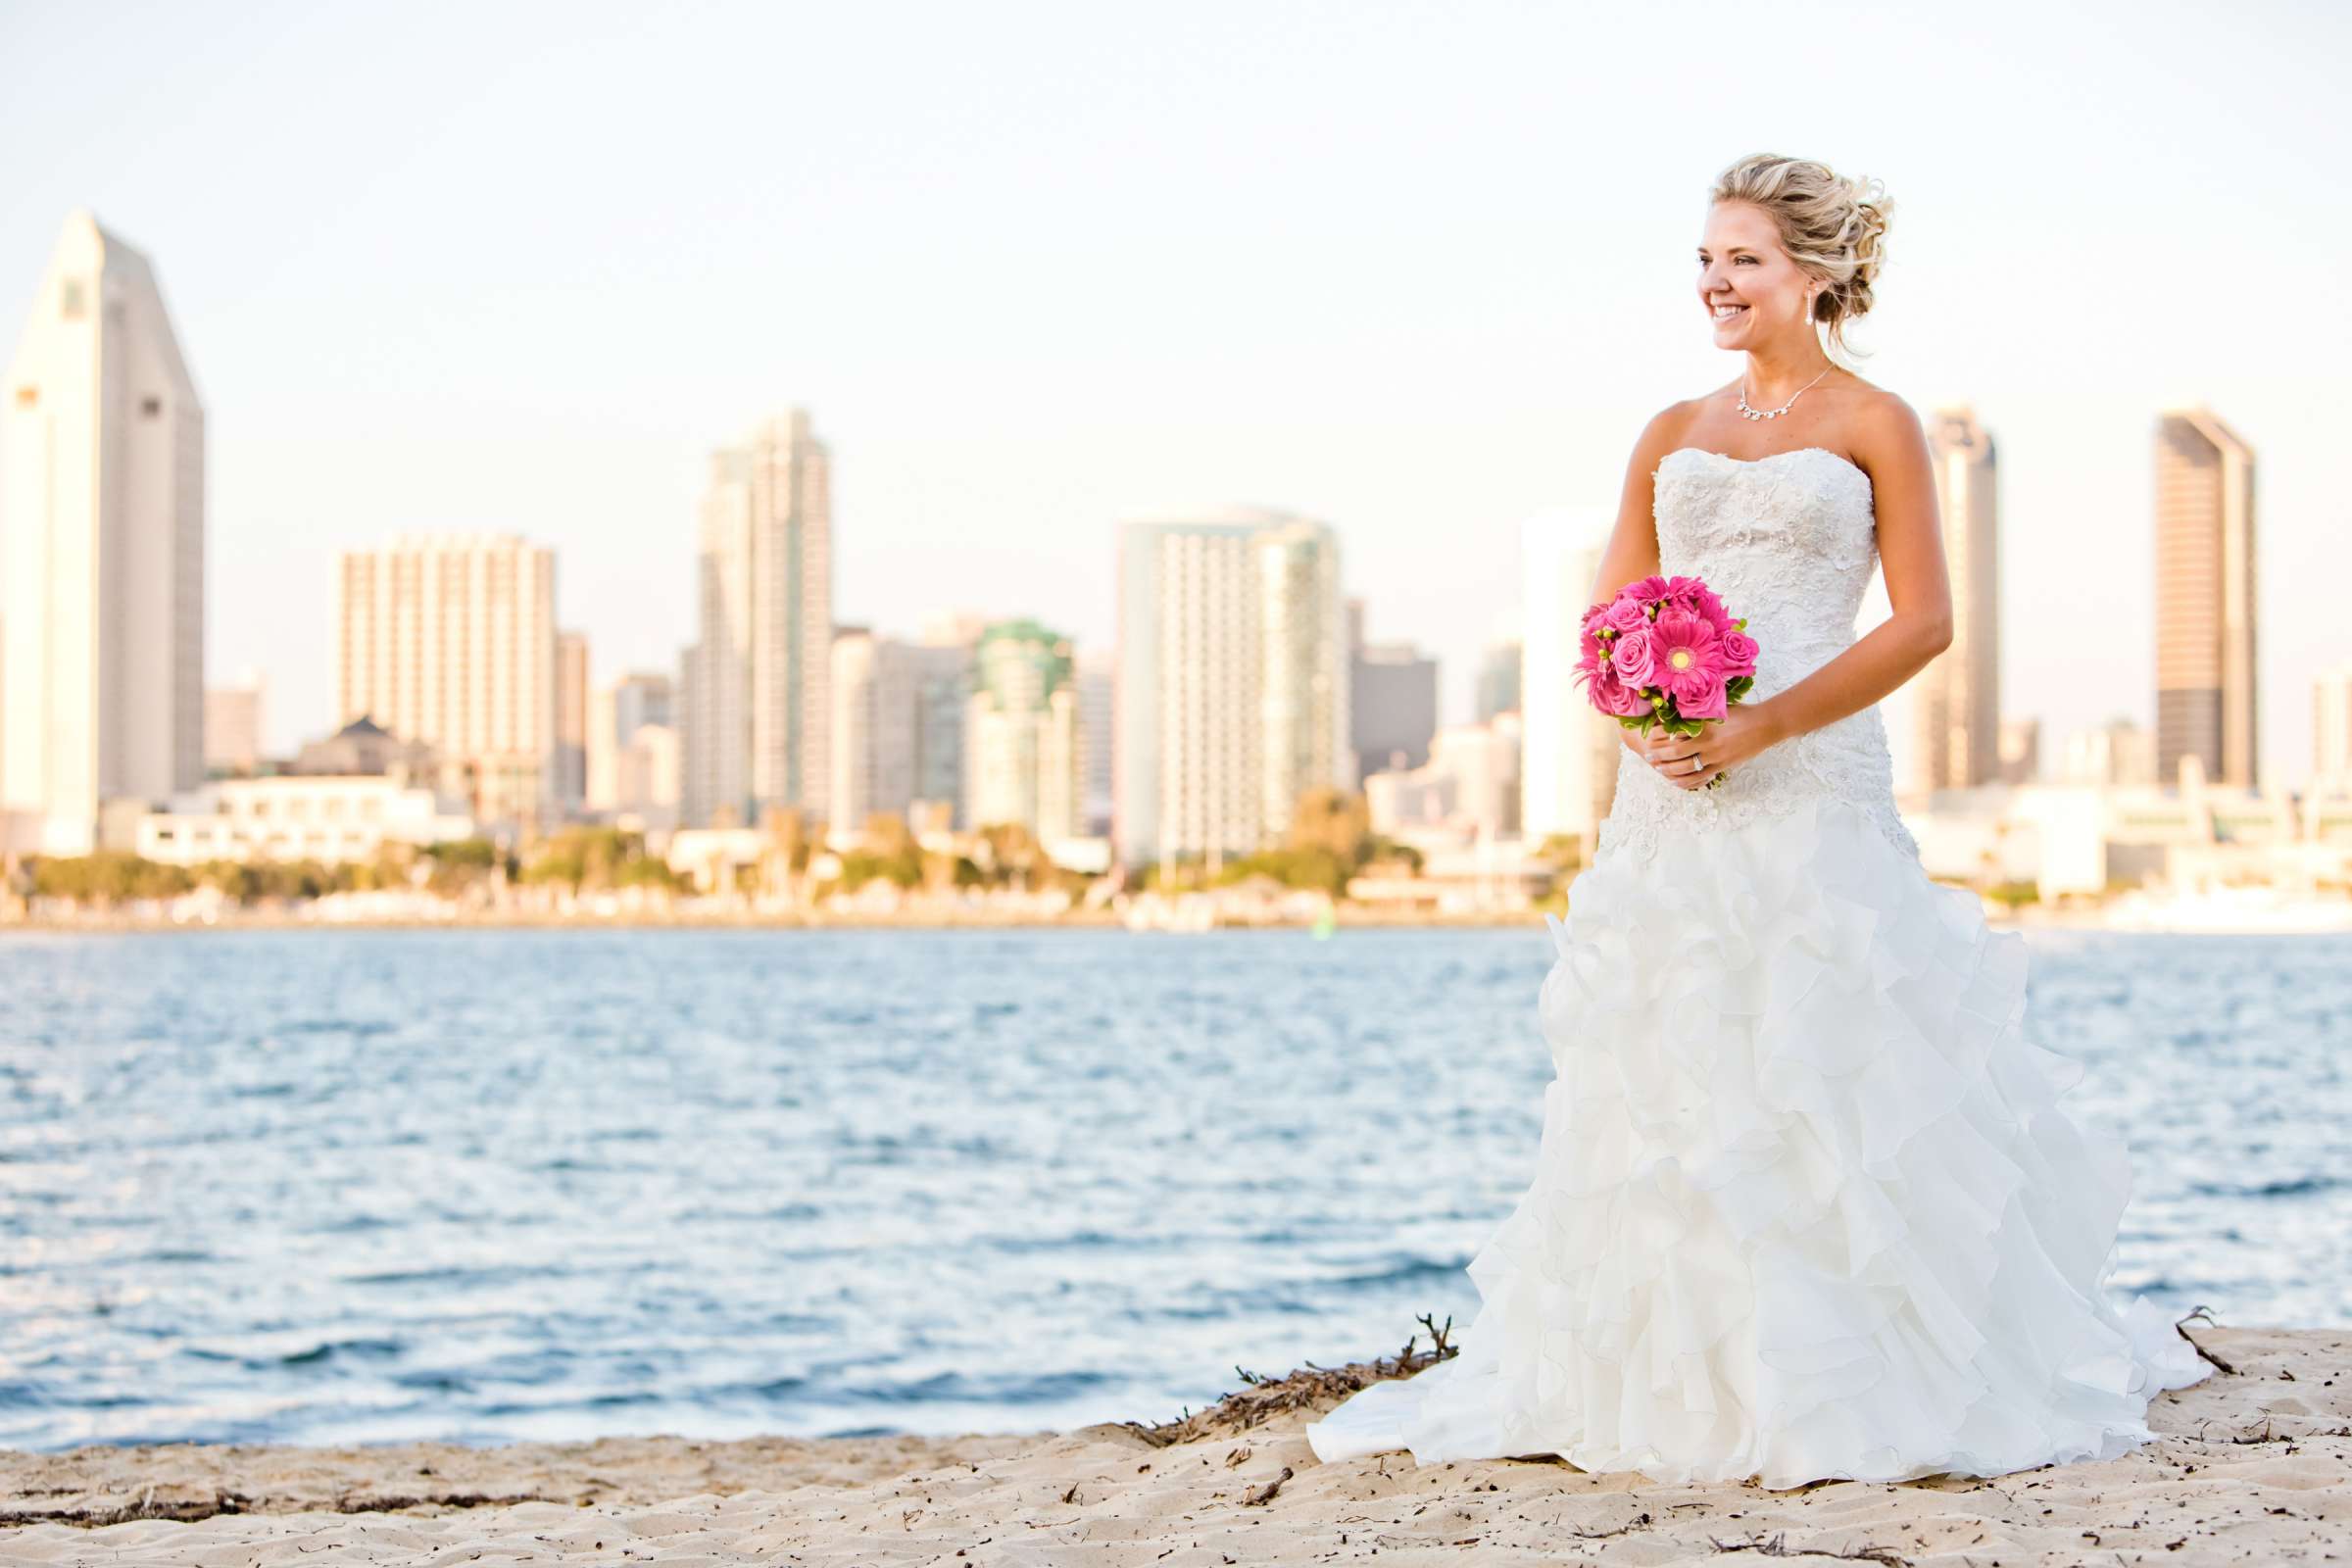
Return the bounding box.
[2,1324,2343,1565]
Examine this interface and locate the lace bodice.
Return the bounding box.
[1593,446,1921,866]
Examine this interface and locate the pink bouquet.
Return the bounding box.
[1572,573,1759,791]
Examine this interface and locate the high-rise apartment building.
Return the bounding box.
[1996,715,2040,786]
[965,619,1080,843]
[204,675,265,777]
[829,628,971,833]
[2155,408,2258,789]
[2061,717,2158,788]
[1,211,205,854]
[1475,638,1523,722]
[587,670,675,816]
[2315,664,2352,797]
[1114,510,1349,867]
[682,409,833,827]
[1349,608,1440,784]
[1075,650,1113,838]
[1911,407,2000,793]
[556,630,589,813]
[334,532,558,826]
[1519,513,1621,853]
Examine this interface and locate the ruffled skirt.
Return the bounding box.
[1304,793,2211,1489]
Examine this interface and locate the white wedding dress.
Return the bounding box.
[1305,445,2212,1490]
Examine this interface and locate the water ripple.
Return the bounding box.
[0,927,2343,1451]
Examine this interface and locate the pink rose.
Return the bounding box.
[1720,629,1759,673]
[1610,625,1656,687]
[1602,595,1650,636]
[1688,583,1730,627]
[1589,662,1648,717]
[1679,678,1730,721]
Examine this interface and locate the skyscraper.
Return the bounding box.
[965,620,1081,843]
[1,210,205,855]
[1114,510,1348,867]
[682,410,833,827]
[2314,664,2352,797]
[1519,512,1620,853]
[587,670,674,813]
[1996,715,2040,786]
[829,628,971,833]
[1075,649,1113,838]
[556,630,589,813]
[1348,607,1440,784]
[2154,409,2258,788]
[204,674,265,777]
[1475,638,1523,723]
[1256,518,1351,842]
[1912,408,2000,792]
[335,533,559,827]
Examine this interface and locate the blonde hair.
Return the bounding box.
[1709,154,1892,361]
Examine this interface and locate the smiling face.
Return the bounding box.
[1697,201,1812,345]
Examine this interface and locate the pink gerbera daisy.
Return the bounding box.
[1648,608,1728,708]
[1623,574,1674,608]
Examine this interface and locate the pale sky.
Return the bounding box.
[3,0,2346,786]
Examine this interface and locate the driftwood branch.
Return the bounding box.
[1117,1314,1460,1448]
[1707,1531,1912,1566]
[2173,1305,2234,1374]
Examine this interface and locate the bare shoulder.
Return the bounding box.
[1629,396,1710,470]
[1840,383,1930,473]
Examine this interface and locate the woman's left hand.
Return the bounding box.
[1639,701,1785,790]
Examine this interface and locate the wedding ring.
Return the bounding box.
[1689,756,1701,773]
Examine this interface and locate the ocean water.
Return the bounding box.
[0,927,2344,1452]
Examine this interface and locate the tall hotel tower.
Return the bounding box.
[335,533,559,823]
[1113,510,1349,868]
[1911,408,2000,792]
[2154,409,2257,788]
[1519,512,1620,855]
[2,211,205,855]
[965,618,1081,844]
[682,410,834,828]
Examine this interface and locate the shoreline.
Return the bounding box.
[4,1325,2344,1564]
[0,906,1545,934]
[5,909,2348,936]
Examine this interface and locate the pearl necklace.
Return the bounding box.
[1738,364,1832,420]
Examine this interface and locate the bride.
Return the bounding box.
[1304,153,2213,1490]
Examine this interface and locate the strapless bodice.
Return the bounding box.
[1595,446,1919,864]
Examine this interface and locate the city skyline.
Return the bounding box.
[0,199,2320,860]
[3,5,2345,790]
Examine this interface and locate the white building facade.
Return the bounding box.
[587,671,678,830]
[829,629,970,834]
[334,532,559,828]
[964,619,1080,844]
[2,210,206,854]
[1912,408,2001,792]
[134,775,474,867]
[2316,664,2352,798]
[1113,510,1349,867]
[1519,512,1621,853]
[682,409,833,828]
[1366,714,1522,843]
